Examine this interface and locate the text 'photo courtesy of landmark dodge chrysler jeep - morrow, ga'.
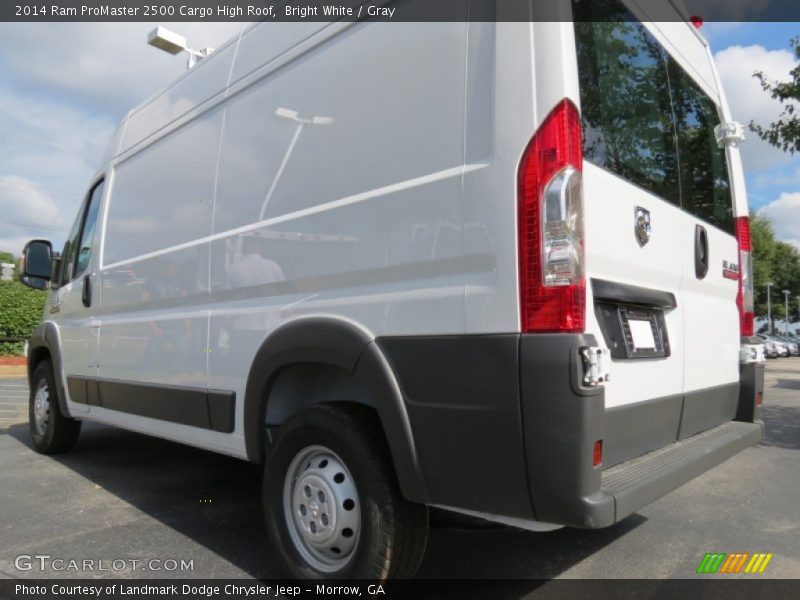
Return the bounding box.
[19,0,766,581]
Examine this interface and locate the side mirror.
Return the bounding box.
[20,240,53,290]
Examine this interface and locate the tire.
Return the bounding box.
[263,403,429,580]
[29,360,81,454]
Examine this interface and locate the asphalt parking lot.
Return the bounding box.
[0,361,798,583]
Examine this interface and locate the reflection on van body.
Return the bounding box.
[99,245,209,389]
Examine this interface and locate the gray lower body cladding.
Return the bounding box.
[378,334,763,529]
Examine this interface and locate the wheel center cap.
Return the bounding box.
[34,395,45,418]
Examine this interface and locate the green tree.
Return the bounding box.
[770,241,800,325]
[0,251,15,264]
[750,37,800,154]
[0,281,47,356]
[750,213,800,330]
[750,213,776,318]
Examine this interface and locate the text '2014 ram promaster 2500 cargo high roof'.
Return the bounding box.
[21,0,766,580]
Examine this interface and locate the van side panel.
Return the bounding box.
[462,22,532,334]
[228,22,329,85]
[98,111,223,399]
[120,39,239,153]
[206,22,469,441]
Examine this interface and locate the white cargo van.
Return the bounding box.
[21,0,765,579]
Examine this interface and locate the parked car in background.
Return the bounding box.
[772,337,791,358]
[775,336,800,357]
[756,333,779,358]
[755,334,779,359]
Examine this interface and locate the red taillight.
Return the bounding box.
[756,392,763,406]
[737,216,751,253]
[518,99,585,333]
[690,15,704,28]
[593,439,603,467]
[735,216,754,337]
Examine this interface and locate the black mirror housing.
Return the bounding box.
[20,239,53,289]
[19,275,50,290]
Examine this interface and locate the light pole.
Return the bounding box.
[766,282,773,334]
[784,290,791,335]
[147,26,213,70]
[259,107,334,220]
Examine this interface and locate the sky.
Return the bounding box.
[703,22,800,247]
[0,21,798,256]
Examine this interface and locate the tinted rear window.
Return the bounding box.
[668,59,734,233]
[574,3,680,206]
[573,0,734,234]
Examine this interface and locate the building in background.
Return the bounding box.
[1,263,15,281]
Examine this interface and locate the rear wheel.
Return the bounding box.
[263,403,429,579]
[29,360,81,454]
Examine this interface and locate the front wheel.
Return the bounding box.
[263,404,429,579]
[29,360,81,454]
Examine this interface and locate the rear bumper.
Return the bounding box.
[521,334,764,528]
[599,420,762,524]
[378,333,764,529]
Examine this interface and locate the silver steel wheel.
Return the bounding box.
[32,380,51,437]
[283,445,361,573]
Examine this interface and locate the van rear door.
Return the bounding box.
[573,0,743,465]
[573,5,687,465]
[665,52,741,438]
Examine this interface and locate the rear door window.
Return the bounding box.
[574,1,680,206]
[573,0,734,234]
[668,59,734,234]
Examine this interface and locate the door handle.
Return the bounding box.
[82,275,92,308]
[694,224,709,279]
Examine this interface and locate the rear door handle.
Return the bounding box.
[82,275,92,308]
[694,224,709,279]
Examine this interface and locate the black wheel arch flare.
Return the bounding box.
[27,322,71,418]
[243,317,429,504]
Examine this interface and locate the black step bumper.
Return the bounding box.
[601,420,762,524]
[520,334,764,528]
[379,333,764,529]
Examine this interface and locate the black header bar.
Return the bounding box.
[2,579,800,600]
[2,0,800,22]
